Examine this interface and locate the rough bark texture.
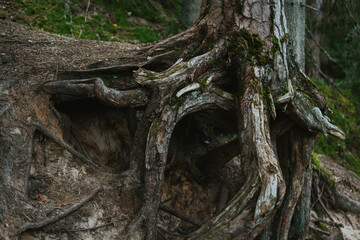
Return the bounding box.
[0,0,346,239]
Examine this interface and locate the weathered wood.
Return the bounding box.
[44,78,149,107]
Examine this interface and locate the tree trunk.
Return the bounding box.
[181,0,202,27]
[285,0,306,70]
[0,0,344,239]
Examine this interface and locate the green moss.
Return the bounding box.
[150,119,159,136]
[147,73,159,81]
[312,152,322,173]
[312,77,360,177]
[319,223,328,231]
[345,154,360,176]
[199,78,208,91]
[11,0,182,43]
[130,27,159,43]
[236,0,244,14]
[272,36,280,54]
[169,96,186,110]
[230,28,271,65]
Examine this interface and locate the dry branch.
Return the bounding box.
[23,132,34,197]
[23,121,106,172]
[159,204,202,227]
[50,222,114,232]
[313,219,343,228]
[0,103,10,118]
[309,225,331,236]
[14,187,101,235]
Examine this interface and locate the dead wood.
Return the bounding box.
[159,204,202,227]
[23,132,34,197]
[14,187,101,235]
[0,103,10,118]
[309,225,331,236]
[313,219,344,228]
[23,121,107,172]
[49,222,114,232]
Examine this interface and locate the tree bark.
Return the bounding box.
[0,0,345,239]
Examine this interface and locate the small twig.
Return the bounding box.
[309,225,331,235]
[84,0,91,23]
[159,203,202,227]
[51,222,113,232]
[0,40,52,44]
[23,132,35,197]
[342,211,354,228]
[301,3,318,11]
[312,181,325,209]
[0,103,10,118]
[22,121,106,172]
[157,226,187,238]
[49,105,62,123]
[305,45,360,106]
[55,65,59,81]
[314,219,343,228]
[343,0,360,34]
[306,27,347,77]
[157,226,170,240]
[14,187,102,235]
[71,129,91,160]
[319,198,335,222]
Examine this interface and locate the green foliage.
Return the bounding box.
[7,0,183,43]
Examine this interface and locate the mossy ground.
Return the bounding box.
[313,79,360,176]
[0,0,184,43]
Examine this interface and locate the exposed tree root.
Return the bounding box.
[14,187,101,236]
[43,78,149,107]
[276,131,314,240]
[48,222,114,233]
[335,191,360,214]
[159,204,202,227]
[1,0,350,239]
[23,132,34,197]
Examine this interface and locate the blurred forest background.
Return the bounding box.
[0,0,359,175]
